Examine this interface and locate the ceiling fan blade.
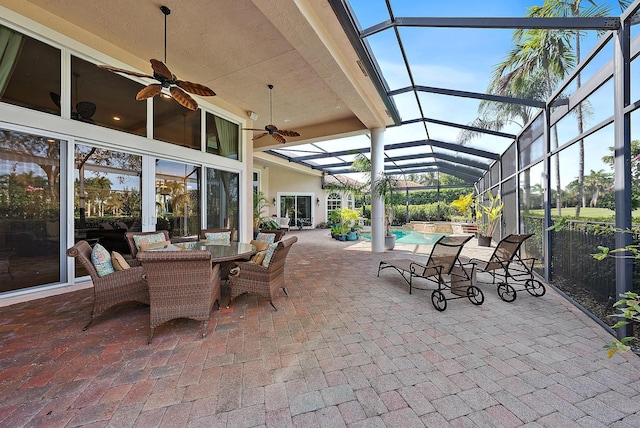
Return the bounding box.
[49,92,61,108]
[278,130,300,137]
[76,101,96,119]
[170,86,198,111]
[150,59,174,80]
[272,133,286,144]
[252,133,268,141]
[176,80,216,97]
[98,64,154,79]
[243,128,266,131]
[136,84,163,100]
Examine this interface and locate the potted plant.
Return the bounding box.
[339,207,359,241]
[476,191,504,247]
[372,172,399,250]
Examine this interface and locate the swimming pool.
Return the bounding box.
[360,229,446,245]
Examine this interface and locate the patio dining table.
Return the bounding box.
[170,240,257,280]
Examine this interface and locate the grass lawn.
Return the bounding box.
[528,207,640,219]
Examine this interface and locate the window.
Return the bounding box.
[155,160,200,237]
[206,112,240,160]
[153,98,201,149]
[0,24,60,115]
[327,192,342,218]
[206,168,239,232]
[71,56,146,136]
[0,129,62,292]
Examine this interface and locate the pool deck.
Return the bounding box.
[1,228,640,427]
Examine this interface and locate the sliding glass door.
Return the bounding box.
[279,194,313,229]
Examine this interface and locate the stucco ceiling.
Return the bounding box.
[2,0,393,149]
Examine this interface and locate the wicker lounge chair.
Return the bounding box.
[66,240,149,330]
[468,233,545,302]
[229,235,297,310]
[257,229,286,242]
[137,249,221,344]
[378,235,483,311]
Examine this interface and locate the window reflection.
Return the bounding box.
[153,97,201,149]
[206,168,239,233]
[73,144,142,272]
[156,160,200,238]
[71,56,147,136]
[0,129,61,292]
[0,24,61,115]
[206,112,240,160]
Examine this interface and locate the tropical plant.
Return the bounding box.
[338,207,360,236]
[253,191,270,230]
[371,172,399,236]
[450,192,474,221]
[476,191,504,238]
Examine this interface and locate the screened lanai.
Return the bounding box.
[265,0,640,341]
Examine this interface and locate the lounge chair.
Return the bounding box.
[468,233,545,302]
[377,235,483,311]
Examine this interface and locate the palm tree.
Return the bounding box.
[528,0,631,216]
[584,169,613,207]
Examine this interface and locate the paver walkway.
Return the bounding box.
[1,229,640,427]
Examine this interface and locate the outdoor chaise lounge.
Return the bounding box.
[468,233,546,302]
[377,235,484,311]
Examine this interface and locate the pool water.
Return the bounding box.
[360,229,446,245]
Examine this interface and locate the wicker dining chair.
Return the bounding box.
[199,228,236,241]
[229,235,297,310]
[136,249,221,344]
[124,230,171,263]
[66,240,149,330]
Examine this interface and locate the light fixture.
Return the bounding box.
[272,198,276,206]
[316,197,320,206]
[112,116,121,121]
[248,111,258,121]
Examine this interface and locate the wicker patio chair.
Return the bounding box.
[229,235,298,310]
[137,249,221,344]
[66,240,149,330]
[257,229,286,242]
[199,228,236,242]
[124,230,171,264]
[377,235,483,311]
[468,233,546,302]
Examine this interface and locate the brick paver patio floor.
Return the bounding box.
[1,229,640,427]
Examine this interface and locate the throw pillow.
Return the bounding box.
[250,239,269,251]
[91,244,114,277]
[255,232,275,243]
[132,233,166,251]
[111,251,130,271]
[204,231,231,245]
[252,250,267,265]
[262,243,278,267]
[139,240,172,251]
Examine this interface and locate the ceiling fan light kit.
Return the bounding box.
[98,5,215,111]
[243,84,300,144]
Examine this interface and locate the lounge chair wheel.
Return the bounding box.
[467,286,484,305]
[431,290,447,311]
[497,283,516,302]
[525,279,546,297]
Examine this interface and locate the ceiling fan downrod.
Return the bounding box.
[160,6,171,64]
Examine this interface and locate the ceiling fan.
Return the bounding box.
[49,72,96,123]
[244,84,300,144]
[98,5,215,111]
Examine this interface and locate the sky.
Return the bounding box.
[280,0,639,188]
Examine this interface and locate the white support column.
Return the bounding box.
[370,128,385,252]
